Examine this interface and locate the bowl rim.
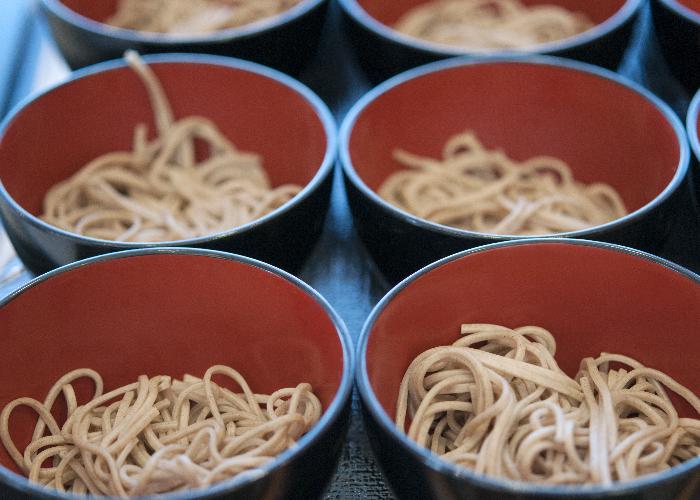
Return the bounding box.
[0,52,337,249]
[337,0,644,57]
[0,246,355,500]
[39,0,327,44]
[339,55,690,241]
[356,237,700,497]
[656,0,700,25]
[687,88,700,165]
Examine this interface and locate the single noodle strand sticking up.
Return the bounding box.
[397,324,700,485]
[378,131,627,234]
[107,0,304,34]
[41,51,302,242]
[394,0,594,50]
[0,365,322,496]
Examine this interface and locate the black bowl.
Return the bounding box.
[338,0,643,83]
[357,238,700,500]
[687,88,700,207]
[0,247,354,499]
[651,0,700,95]
[0,53,336,276]
[40,0,329,73]
[340,56,690,284]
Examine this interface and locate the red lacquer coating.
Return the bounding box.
[0,253,343,473]
[349,62,680,213]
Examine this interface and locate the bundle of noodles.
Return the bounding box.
[41,51,302,243]
[394,0,594,50]
[0,365,322,496]
[397,324,700,484]
[107,0,304,34]
[378,131,627,235]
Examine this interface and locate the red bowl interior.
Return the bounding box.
[676,0,700,15]
[58,0,119,22]
[0,60,328,217]
[0,253,344,475]
[348,62,680,215]
[357,0,627,30]
[366,242,700,420]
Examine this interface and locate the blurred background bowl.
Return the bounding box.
[338,0,643,82]
[358,238,700,500]
[340,57,690,284]
[0,247,353,500]
[0,53,336,276]
[687,88,700,209]
[651,0,700,96]
[40,0,330,73]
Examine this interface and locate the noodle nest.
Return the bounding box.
[378,131,627,235]
[0,365,321,497]
[394,0,594,50]
[397,323,700,485]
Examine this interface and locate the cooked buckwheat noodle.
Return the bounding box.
[107,0,304,34]
[394,0,594,50]
[378,131,627,235]
[0,365,322,496]
[41,51,302,243]
[397,324,700,485]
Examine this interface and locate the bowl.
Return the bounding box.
[687,88,700,208]
[0,53,336,276]
[338,0,643,82]
[39,0,330,73]
[651,0,700,95]
[357,238,700,499]
[340,57,690,284]
[0,247,353,499]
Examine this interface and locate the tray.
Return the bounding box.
[0,1,698,498]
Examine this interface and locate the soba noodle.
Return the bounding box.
[394,0,594,50]
[378,131,627,234]
[397,324,700,485]
[0,365,321,496]
[107,0,305,34]
[41,51,302,242]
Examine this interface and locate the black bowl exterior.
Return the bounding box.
[688,89,700,212]
[40,0,329,74]
[0,167,332,276]
[339,0,641,83]
[651,0,700,95]
[340,57,691,285]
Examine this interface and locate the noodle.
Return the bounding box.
[0,365,322,496]
[396,324,700,485]
[41,51,302,242]
[378,131,627,235]
[394,0,594,50]
[106,0,304,34]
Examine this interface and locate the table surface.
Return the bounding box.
[0,1,698,499]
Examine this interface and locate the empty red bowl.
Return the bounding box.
[40,0,330,72]
[651,0,700,94]
[340,57,690,284]
[358,239,700,499]
[339,0,643,81]
[0,53,336,276]
[0,248,353,499]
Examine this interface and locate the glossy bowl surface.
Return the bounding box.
[340,56,690,284]
[0,248,354,499]
[339,0,643,82]
[40,0,329,72]
[0,53,336,275]
[358,238,700,499]
[688,88,700,207]
[651,0,700,94]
